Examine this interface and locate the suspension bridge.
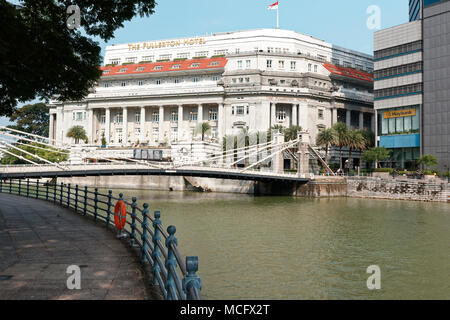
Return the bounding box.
[0,126,335,183]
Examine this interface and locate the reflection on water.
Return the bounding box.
[105,189,450,300]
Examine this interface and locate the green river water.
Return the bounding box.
[109,189,450,300]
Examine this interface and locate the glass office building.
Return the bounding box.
[410,0,422,21]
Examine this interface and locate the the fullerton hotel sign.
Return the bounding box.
[128,37,207,51]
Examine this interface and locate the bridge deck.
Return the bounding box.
[0,194,160,300]
[0,164,311,183]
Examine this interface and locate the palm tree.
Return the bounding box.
[331,122,350,171]
[316,128,335,164]
[196,122,211,141]
[347,130,366,169]
[361,130,375,149]
[66,126,88,144]
[284,126,303,142]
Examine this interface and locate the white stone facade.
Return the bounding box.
[48,28,375,148]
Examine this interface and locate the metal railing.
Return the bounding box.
[0,178,202,300]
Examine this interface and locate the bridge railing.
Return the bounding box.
[0,178,202,300]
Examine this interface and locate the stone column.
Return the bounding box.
[159,105,164,143]
[140,106,146,142]
[346,110,351,129]
[55,108,64,145]
[198,104,203,123]
[292,104,298,127]
[272,131,285,174]
[332,108,338,126]
[218,103,224,140]
[87,109,94,144]
[297,132,310,177]
[359,112,364,130]
[49,113,54,142]
[298,102,308,131]
[270,103,276,127]
[105,107,111,144]
[178,105,183,141]
[122,107,128,145]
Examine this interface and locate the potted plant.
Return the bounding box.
[101,132,107,148]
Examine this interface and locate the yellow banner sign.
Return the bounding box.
[128,38,207,51]
[384,109,416,119]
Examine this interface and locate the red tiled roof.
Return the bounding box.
[323,63,373,82]
[100,58,228,76]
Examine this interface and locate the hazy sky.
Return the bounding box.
[2,0,409,127]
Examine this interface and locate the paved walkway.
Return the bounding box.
[0,193,159,300]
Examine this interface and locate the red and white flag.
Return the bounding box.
[268,1,279,10]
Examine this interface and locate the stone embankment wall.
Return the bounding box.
[347,177,450,202]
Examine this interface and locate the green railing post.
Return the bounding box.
[36,180,39,199]
[26,179,30,197]
[106,190,112,227]
[183,257,202,300]
[75,185,79,212]
[141,203,150,263]
[9,178,12,194]
[165,225,179,300]
[53,181,57,203]
[45,181,49,201]
[130,197,137,246]
[83,186,88,216]
[0,177,2,193]
[60,182,63,205]
[18,179,21,195]
[67,183,71,208]
[152,211,162,286]
[94,188,98,221]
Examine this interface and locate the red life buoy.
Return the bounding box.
[114,200,127,231]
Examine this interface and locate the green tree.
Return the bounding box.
[267,125,284,142]
[1,142,68,165]
[331,122,350,170]
[284,126,302,142]
[0,0,157,116]
[417,154,438,170]
[7,103,49,136]
[101,132,107,146]
[66,126,88,144]
[361,130,375,149]
[362,147,391,169]
[196,122,211,141]
[347,130,366,168]
[316,128,335,164]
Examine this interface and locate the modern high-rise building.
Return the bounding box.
[374,21,423,170]
[422,0,450,171]
[375,0,450,171]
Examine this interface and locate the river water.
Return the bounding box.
[110,189,450,300]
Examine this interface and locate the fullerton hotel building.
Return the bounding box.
[48,28,375,147]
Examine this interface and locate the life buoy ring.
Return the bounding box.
[114,200,127,231]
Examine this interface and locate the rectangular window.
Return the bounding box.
[318,109,324,120]
[308,64,312,72]
[267,60,272,68]
[246,60,251,69]
[245,77,250,83]
[209,110,217,121]
[138,81,144,86]
[115,113,123,124]
[290,61,296,70]
[100,115,106,124]
[76,112,83,121]
[156,79,161,85]
[153,66,163,71]
[195,51,209,57]
[237,60,243,69]
[314,65,318,72]
[152,112,159,122]
[193,77,200,82]
[125,57,137,63]
[170,111,178,122]
[174,78,181,84]
[189,112,198,121]
[159,54,172,60]
[277,109,286,121]
[214,49,228,56]
[278,61,285,69]
[171,127,178,141]
[236,106,245,115]
[121,82,127,87]
[177,52,190,59]
[135,113,140,123]
[142,56,154,62]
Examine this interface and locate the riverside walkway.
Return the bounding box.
[0,193,160,300]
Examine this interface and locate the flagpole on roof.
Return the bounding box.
[277,2,279,29]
